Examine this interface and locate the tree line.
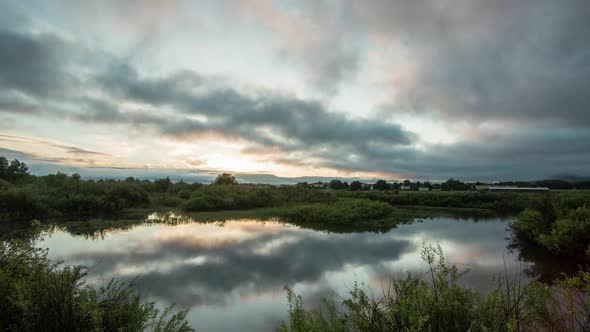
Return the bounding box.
[300,177,590,191]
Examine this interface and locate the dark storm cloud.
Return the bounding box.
[0,25,413,175]
[0,30,77,98]
[0,22,414,159]
[324,128,590,180]
[244,0,590,126]
[353,0,590,127]
[224,0,590,178]
[90,63,416,156]
[0,91,40,114]
[1,0,589,180]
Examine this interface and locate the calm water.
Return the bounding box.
[37,215,526,332]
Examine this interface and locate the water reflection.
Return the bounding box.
[508,238,587,282]
[38,216,524,332]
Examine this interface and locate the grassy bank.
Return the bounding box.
[0,172,556,226]
[337,190,533,215]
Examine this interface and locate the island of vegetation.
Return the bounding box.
[2,155,590,331]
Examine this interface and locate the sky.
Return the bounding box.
[1,0,589,182]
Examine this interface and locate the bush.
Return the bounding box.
[538,207,590,254]
[0,189,49,224]
[0,241,193,332]
[183,196,213,211]
[178,190,191,200]
[510,192,590,256]
[105,184,150,208]
[338,191,531,214]
[153,195,184,207]
[277,198,394,224]
[279,244,590,332]
[510,208,547,241]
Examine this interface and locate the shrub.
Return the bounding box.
[0,189,49,224]
[510,208,547,241]
[279,244,590,332]
[538,207,590,254]
[0,241,193,332]
[278,198,394,224]
[510,192,590,256]
[178,190,191,200]
[183,196,213,211]
[153,195,184,207]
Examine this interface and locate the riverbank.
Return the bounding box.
[0,173,563,226]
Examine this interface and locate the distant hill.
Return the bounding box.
[548,175,590,182]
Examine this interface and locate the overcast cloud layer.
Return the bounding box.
[1,0,589,181]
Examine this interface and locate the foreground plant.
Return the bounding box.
[0,240,194,332]
[279,244,590,332]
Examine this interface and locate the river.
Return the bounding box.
[36,214,533,331]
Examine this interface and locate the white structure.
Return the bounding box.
[487,186,550,192]
[400,185,412,190]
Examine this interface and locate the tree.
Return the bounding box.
[214,173,237,185]
[0,157,8,179]
[125,177,137,183]
[374,179,389,191]
[0,157,29,182]
[154,177,173,192]
[441,178,469,191]
[328,179,345,190]
[350,180,362,191]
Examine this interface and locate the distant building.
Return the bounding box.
[400,185,412,190]
[475,185,490,191]
[487,186,550,192]
[310,182,326,189]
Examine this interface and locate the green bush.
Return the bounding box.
[538,207,590,254]
[153,194,184,207]
[178,190,191,200]
[0,241,193,332]
[510,208,547,241]
[183,196,213,211]
[337,191,531,214]
[279,244,590,332]
[277,198,394,224]
[0,189,49,223]
[510,192,590,256]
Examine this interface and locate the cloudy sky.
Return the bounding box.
[1,0,589,182]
